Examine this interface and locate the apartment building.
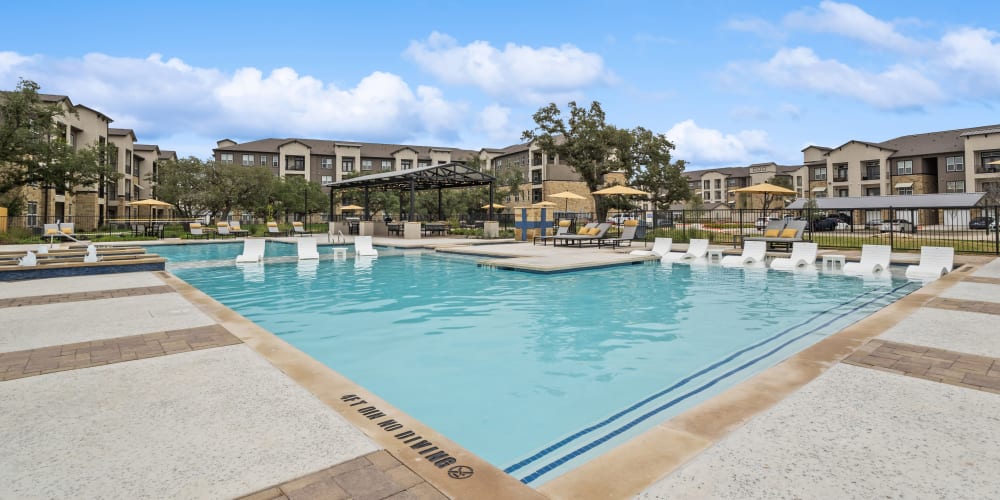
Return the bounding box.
[105,131,175,220]
[685,124,1000,212]
[477,138,595,213]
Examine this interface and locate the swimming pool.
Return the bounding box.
[165,247,920,485]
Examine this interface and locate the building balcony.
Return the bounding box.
[975,165,1000,174]
[832,176,849,183]
[862,175,880,181]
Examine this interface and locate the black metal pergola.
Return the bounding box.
[324,162,496,222]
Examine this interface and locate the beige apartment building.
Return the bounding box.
[685,124,1000,216]
[478,139,596,214]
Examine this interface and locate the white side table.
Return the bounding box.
[707,248,724,264]
[332,247,348,259]
[822,254,845,271]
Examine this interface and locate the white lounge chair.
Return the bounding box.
[720,240,767,267]
[216,222,233,238]
[83,244,101,263]
[18,251,37,267]
[905,246,954,280]
[662,238,709,262]
[355,235,379,257]
[297,237,320,260]
[770,242,818,271]
[235,239,266,263]
[630,237,672,257]
[844,244,892,275]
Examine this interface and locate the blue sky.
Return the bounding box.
[2,1,999,170]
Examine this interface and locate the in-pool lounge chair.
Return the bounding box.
[720,240,767,267]
[904,246,954,280]
[662,238,710,262]
[534,220,571,245]
[770,242,818,271]
[744,220,806,251]
[235,239,266,263]
[630,237,673,258]
[297,237,320,260]
[355,235,379,257]
[556,223,612,246]
[843,244,892,275]
[598,220,640,249]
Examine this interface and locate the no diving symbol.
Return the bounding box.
[448,465,474,479]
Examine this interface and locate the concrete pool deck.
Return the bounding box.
[2,238,999,499]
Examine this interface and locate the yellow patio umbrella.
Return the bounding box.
[733,183,797,213]
[481,203,506,209]
[591,185,650,196]
[128,198,174,222]
[532,201,557,207]
[339,204,364,211]
[549,190,587,211]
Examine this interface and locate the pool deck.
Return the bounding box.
[2,237,1000,499]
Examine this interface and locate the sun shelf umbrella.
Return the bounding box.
[548,190,587,212]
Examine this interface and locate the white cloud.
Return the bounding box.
[778,103,802,119]
[0,51,480,157]
[403,31,612,103]
[784,1,922,53]
[729,105,770,121]
[738,47,943,109]
[665,120,769,164]
[475,104,523,144]
[725,17,785,41]
[936,27,1000,96]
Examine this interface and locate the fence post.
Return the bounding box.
[994,205,1000,255]
[888,205,894,249]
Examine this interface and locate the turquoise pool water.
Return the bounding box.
[165,248,920,485]
[148,241,298,263]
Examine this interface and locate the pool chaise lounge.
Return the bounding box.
[662,238,710,262]
[905,246,954,280]
[297,237,320,260]
[630,237,673,258]
[843,244,892,275]
[355,236,379,257]
[534,220,571,246]
[597,220,640,249]
[235,239,266,263]
[720,240,767,268]
[555,223,613,246]
[770,242,818,270]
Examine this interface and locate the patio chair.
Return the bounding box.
[354,235,379,257]
[662,238,710,262]
[904,246,954,280]
[17,251,37,267]
[188,223,210,239]
[720,240,767,267]
[235,238,266,263]
[297,237,320,260]
[216,222,233,238]
[843,244,892,275]
[534,219,571,246]
[266,221,285,236]
[229,221,249,237]
[292,221,311,236]
[744,220,806,251]
[770,242,818,271]
[555,223,612,246]
[598,220,640,249]
[630,237,672,257]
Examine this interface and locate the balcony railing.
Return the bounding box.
[832,176,849,182]
[976,165,1000,174]
[862,175,880,180]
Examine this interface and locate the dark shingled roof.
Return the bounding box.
[786,192,985,210]
[133,144,158,152]
[880,124,1000,158]
[214,138,478,161]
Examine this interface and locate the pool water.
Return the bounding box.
[166,248,920,485]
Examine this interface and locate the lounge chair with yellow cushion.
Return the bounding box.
[292,221,312,236]
[555,223,612,246]
[598,219,640,249]
[188,222,210,239]
[534,219,573,246]
[216,222,233,238]
[744,220,806,251]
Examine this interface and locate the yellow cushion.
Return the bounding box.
[190,223,202,229]
[624,219,638,227]
[764,229,780,237]
[293,222,303,227]
[577,227,589,235]
[588,227,601,235]
[45,228,58,235]
[780,228,798,238]
[559,220,571,227]
[266,222,277,227]
[61,228,73,234]
[217,222,228,227]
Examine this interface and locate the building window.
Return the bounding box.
[286,156,305,171]
[531,170,542,183]
[125,150,133,175]
[321,158,334,169]
[342,158,354,172]
[945,156,963,172]
[532,188,543,203]
[815,191,828,198]
[272,155,279,167]
[321,175,333,184]
[703,180,710,190]
[726,178,737,187]
[533,153,542,166]
[381,160,393,171]
[946,180,965,193]
[836,188,849,197]
[259,155,268,166]
[897,186,913,195]
[27,201,38,226]
[418,161,430,169]
[401,160,412,170]
[863,160,880,180]
[982,152,1000,172]
[221,153,233,165]
[833,163,848,182]
[361,159,373,171]
[796,176,802,187]
[714,190,721,200]
[814,167,827,181]
[242,154,254,166]
[865,187,880,196]
[714,179,721,189]
[896,159,913,175]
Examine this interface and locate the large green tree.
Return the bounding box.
[151,157,210,219]
[1,79,118,215]
[154,157,277,221]
[627,126,691,210]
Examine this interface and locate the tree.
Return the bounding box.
[628,127,691,210]
[148,157,208,219]
[272,175,325,220]
[522,101,631,219]
[1,79,119,216]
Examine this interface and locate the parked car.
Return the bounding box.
[607,214,635,225]
[880,219,916,233]
[755,217,780,231]
[864,218,884,229]
[969,216,995,230]
[811,217,840,231]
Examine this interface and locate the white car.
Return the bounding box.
[607,214,636,224]
[879,219,916,233]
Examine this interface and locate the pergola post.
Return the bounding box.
[409,179,416,222]
[364,187,370,221]
[328,186,334,221]
[437,187,443,221]
[489,181,495,221]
